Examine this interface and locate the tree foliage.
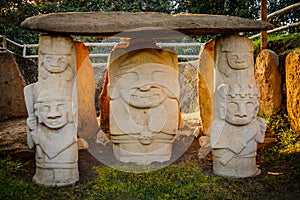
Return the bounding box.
[1,0,299,44]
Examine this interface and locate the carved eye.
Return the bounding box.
[227,102,237,110]
[40,103,50,112]
[122,72,138,81]
[246,102,255,111]
[57,103,66,111]
[57,56,67,63]
[45,56,52,62]
[229,54,238,61]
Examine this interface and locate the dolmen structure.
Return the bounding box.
[21,12,273,186]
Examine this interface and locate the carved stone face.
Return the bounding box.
[225,99,257,125]
[36,101,70,129]
[114,64,177,108]
[227,52,252,70]
[44,55,69,73]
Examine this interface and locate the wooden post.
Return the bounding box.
[261,0,267,50]
[1,35,7,50]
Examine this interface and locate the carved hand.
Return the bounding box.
[27,116,37,131]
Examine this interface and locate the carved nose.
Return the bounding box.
[47,107,61,119]
[236,104,247,118]
[139,85,151,91]
[236,54,245,63]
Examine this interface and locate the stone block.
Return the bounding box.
[178,61,199,114]
[198,39,215,135]
[0,52,27,120]
[255,49,282,115]
[75,41,99,139]
[286,50,300,132]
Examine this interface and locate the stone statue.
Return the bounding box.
[24,35,78,186]
[209,34,266,178]
[210,84,266,177]
[107,46,180,164]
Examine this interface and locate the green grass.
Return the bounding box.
[252,32,300,56]
[1,123,299,200]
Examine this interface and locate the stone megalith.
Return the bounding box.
[0,52,30,120]
[75,41,99,140]
[198,39,215,136]
[106,39,180,164]
[255,49,282,115]
[24,35,78,186]
[197,39,215,159]
[286,49,300,132]
[210,34,266,178]
[178,60,199,114]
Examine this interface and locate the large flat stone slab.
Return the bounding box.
[21,12,273,37]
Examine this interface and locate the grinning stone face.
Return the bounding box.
[227,52,252,70]
[44,55,70,73]
[114,63,178,108]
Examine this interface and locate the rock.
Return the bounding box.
[21,12,273,37]
[94,64,107,116]
[99,69,110,133]
[75,42,100,139]
[0,118,33,157]
[178,61,199,113]
[0,52,36,121]
[77,138,89,150]
[286,49,300,132]
[198,39,215,135]
[255,49,282,115]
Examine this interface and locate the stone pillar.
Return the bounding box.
[75,41,99,140]
[24,35,78,186]
[107,39,180,164]
[286,50,300,132]
[197,39,215,158]
[210,34,266,178]
[255,49,282,115]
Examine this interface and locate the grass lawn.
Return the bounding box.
[0,113,299,200]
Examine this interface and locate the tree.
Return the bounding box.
[1,0,40,45]
[267,0,300,33]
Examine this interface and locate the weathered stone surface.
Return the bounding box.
[0,118,33,156]
[210,35,266,178]
[178,61,199,113]
[107,40,180,164]
[255,49,282,115]
[0,52,35,121]
[21,12,273,37]
[24,35,78,187]
[286,50,300,132]
[75,41,100,139]
[198,39,215,136]
[99,69,110,133]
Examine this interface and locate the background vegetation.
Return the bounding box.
[1,0,299,45]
